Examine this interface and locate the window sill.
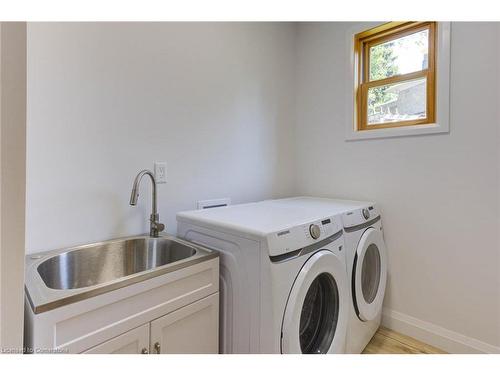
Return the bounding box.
[345,122,449,141]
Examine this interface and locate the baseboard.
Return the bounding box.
[382,308,500,354]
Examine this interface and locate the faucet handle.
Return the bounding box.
[149,213,165,237]
[154,222,165,232]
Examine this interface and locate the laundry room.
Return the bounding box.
[0,1,499,374]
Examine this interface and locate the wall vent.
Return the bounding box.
[197,198,231,210]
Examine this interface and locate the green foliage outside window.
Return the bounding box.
[368,42,398,114]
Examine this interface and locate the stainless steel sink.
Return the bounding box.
[25,235,218,314]
[37,237,197,290]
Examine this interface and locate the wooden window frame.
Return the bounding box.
[355,22,437,131]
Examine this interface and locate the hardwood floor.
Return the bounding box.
[362,327,447,354]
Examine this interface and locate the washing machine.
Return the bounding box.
[176,201,349,354]
[264,197,388,354]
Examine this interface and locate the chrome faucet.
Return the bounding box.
[129,169,165,237]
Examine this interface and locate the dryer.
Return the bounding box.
[264,197,388,354]
[176,201,349,354]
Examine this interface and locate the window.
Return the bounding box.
[354,22,436,131]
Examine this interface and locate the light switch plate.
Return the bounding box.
[154,162,167,184]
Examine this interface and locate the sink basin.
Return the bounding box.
[25,235,218,314]
[37,237,197,290]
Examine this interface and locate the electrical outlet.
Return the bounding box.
[154,162,167,184]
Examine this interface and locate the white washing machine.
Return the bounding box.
[176,201,349,354]
[265,197,388,354]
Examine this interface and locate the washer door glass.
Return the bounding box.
[361,244,381,304]
[299,273,339,354]
[281,250,348,354]
[353,227,387,322]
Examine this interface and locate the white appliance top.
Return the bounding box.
[264,196,371,214]
[177,200,340,237]
[266,196,380,229]
[176,196,372,256]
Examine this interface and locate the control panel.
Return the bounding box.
[309,224,321,239]
[266,216,343,257]
[343,204,380,228]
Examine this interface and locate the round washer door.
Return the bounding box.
[281,250,348,354]
[353,227,387,322]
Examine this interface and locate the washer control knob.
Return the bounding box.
[309,224,321,239]
[362,208,370,220]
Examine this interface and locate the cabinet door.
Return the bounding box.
[150,293,219,354]
[83,324,150,354]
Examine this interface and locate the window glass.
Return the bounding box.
[369,29,429,81]
[367,77,427,125]
[355,22,436,131]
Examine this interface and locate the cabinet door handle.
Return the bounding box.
[141,348,149,354]
[154,342,161,354]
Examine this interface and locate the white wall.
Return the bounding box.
[295,22,500,351]
[1,22,26,350]
[26,22,500,353]
[26,22,296,253]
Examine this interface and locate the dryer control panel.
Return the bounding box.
[266,215,342,257]
[342,204,380,228]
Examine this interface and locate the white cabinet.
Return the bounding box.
[83,324,150,354]
[150,293,218,354]
[83,293,219,354]
[25,257,219,354]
